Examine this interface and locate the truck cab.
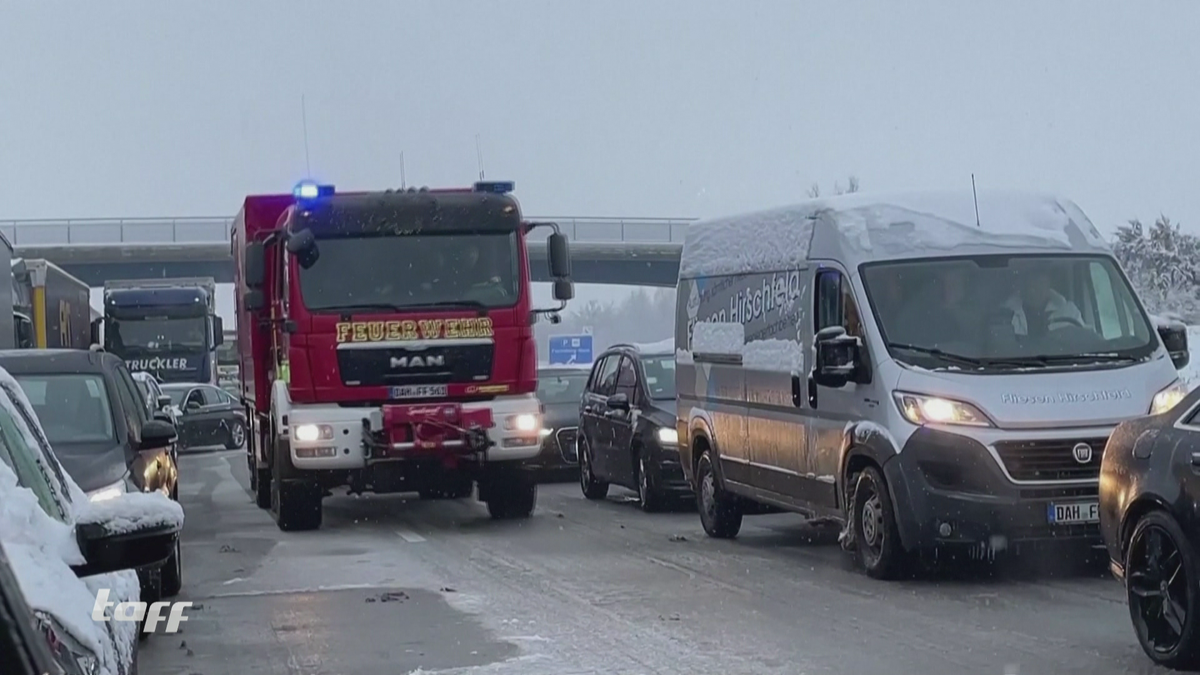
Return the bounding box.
[101,281,224,384]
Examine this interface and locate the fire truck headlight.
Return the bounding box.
[294,424,333,442]
[504,414,539,432]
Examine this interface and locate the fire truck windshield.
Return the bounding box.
[297,231,521,312]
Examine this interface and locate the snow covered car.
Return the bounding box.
[0,366,183,675]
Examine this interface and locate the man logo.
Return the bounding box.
[1072,442,1093,465]
[390,355,445,369]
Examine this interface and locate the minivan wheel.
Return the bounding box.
[1125,510,1200,669]
[696,450,741,538]
[851,466,906,579]
[579,437,609,500]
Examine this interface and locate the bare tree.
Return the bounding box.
[808,176,860,198]
[807,183,821,199]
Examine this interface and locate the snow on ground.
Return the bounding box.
[78,490,185,534]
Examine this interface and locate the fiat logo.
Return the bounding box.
[1072,442,1093,464]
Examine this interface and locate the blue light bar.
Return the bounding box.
[473,181,515,194]
[294,181,335,200]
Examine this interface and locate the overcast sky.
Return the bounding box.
[2,0,1198,237]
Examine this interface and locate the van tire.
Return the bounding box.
[696,450,742,538]
[851,466,906,579]
[579,437,609,500]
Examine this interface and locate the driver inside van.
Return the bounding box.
[1003,268,1085,337]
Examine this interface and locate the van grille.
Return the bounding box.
[993,437,1109,482]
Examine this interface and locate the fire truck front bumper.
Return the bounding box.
[286,395,544,470]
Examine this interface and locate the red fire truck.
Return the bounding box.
[233,181,573,531]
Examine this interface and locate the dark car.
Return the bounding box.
[0,349,183,600]
[161,382,247,450]
[0,541,61,675]
[528,365,591,480]
[1100,383,1200,670]
[577,343,689,511]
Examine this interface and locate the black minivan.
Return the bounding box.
[577,343,688,511]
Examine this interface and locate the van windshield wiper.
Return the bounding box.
[1023,353,1140,366]
[886,343,988,368]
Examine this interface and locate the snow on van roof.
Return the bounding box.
[679,189,1110,278]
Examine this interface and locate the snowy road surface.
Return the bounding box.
[141,450,1157,675]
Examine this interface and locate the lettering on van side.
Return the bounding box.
[1000,389,1133,405]
[684,271,803,350]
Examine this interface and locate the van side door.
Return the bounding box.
[807,267,874,510]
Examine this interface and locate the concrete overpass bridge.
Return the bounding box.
[0,216,692,287]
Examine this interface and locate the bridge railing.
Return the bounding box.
[0,216,697,247]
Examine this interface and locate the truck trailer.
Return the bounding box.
[10,258,92,349]
[99,278,224,384]
[234,180,574,530]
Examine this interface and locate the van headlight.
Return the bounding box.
[656,427,679,445]
[1151,381,1188,415]
[894,392,993,427]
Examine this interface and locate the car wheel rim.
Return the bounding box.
[1129,523,1190,654]
[860,485,885,562]
[232,424,245,447]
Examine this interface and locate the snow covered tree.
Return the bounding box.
[1112,215,1200,322]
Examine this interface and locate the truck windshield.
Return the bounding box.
[297,231,520,311]
[109,316,208,351]
[860,254,1157,370]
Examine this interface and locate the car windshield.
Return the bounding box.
[536,371,589,403]
[109,316,208,351]
[640,355,676,399]
[14,374,116,444]
[297,231,520,311]
[861,254,1156,370]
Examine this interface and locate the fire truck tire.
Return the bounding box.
[254,468,272,509]
[270,439,322,531]
[485,473,537,520]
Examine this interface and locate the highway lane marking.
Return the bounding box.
[395,527,427,543]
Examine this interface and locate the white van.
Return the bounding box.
[674,190,1190,579]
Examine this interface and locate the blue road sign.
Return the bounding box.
[548,334,593,365]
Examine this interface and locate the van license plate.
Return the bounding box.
[389,385,448,399]
[1047,501,1100,524]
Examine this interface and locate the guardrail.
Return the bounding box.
[0,215,698,247]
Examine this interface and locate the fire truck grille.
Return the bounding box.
[338,343,494,387]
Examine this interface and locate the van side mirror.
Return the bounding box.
[813,326,858,388]
[547,232,571,279]
[1159,323,1190,370]
[243,289,265,311]
[245,241,266,288]
[553,279,574,302]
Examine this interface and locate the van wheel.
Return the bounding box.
[579,437,609,500]
[851,466,906,579]
[696,450,742,538]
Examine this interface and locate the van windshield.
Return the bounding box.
[860,254,1157,370]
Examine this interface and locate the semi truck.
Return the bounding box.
[234,180,574,531]
[217,328,240,395]
[10,258,92,349]
[98,278,224,384]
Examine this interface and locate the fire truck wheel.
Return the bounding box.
[271,442,322,531]
[254,467,272,509]
[485,472,537,520]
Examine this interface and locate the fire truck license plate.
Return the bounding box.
[389,385,448,399]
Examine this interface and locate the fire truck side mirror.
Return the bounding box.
[552,279,574,302]
[547,232,571,279]
[245,242,266,289]
[243,290,265,311]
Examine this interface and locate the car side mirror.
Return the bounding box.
[606,393,630,411]
[813,326,858,388]
[71,493,182,577]
[139,419,177,450]
[1158,323,1190,370]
